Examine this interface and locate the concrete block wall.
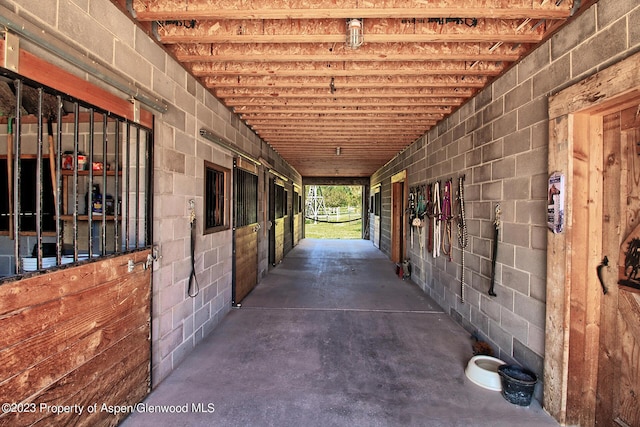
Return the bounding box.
[8,0,301,387]
[371,0,640,391]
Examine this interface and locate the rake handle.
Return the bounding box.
[7,118,13,240]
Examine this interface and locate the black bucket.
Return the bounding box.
[498,365,538,406]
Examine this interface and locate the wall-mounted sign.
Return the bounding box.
[548,172,565,233]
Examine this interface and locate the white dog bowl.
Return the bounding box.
[465,355,506,391]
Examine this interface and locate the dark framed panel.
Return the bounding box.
[204,160,230,234]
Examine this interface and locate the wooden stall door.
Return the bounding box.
[233,165,259,305]
[597,106,640,426]
[391,180,404,263]
[0,251,151,426]
[234,225,258,304]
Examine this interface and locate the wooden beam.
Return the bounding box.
[157,18,546,44]
[259,131,424,139]
[264,136,415,143]
[133,2,572,21]
[170,42,524,63]
[224,97,465,107]
[235,106,451,114]
[214,87,475,98]
[190,61,505,77]
[203,75,488,89]
[158,19,545,44]
[248,122,437,129]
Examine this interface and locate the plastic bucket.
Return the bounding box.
[497,365,537,406]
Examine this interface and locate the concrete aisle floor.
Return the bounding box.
[122,239,558,427]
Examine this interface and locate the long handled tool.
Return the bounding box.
[0,80,17,240]
[488,203,501,297]
[7,117,13,240]
[47,116,57,209]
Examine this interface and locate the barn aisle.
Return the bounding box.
[121,239,557,427]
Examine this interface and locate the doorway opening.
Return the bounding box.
[545,51,640,426]
[304,185,362,239]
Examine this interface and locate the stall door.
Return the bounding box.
[273,181,285,265]
[597,106,640,426]
[391,180,405,263]
[232,163,259,305]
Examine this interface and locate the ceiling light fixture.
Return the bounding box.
[346,18,363,49]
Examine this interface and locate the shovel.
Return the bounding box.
[488,203,501,297]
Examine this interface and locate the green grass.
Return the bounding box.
[304,219,362,239]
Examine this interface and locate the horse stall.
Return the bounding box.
[0,44,154,426]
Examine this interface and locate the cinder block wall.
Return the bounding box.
[371,0,640,394]
[8,0,301,386]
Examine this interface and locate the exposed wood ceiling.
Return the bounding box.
[126,0,588,178]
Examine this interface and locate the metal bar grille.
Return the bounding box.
[0,76,153,279]
[235,167,258,227]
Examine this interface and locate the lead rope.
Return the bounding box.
[188,199,199,298]
[441,179,453,261]
[426,183,433,253]
[432,181,441,258]
[417,185,426,254]
[457,176,468,303]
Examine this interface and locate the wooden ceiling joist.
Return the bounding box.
[189,61,505,77]
[215,87,475,98]
[235,106,451,115]
[224,97,465,107]
[203,75,488,89]
[132,0,573,21]
[258,130,424,138]
[169,42,525,63]
[251,119,434,127]
[156,18,545,45]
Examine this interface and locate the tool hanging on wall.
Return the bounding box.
[415,184,427,254]
[408,189,416,249]
[426,182,433,253]
[432,181,441,258]
[441,178,453,261]
[488,203,501,297]
[7,118,13,240]
[47,116,57,210]
[457,175,468,303]
[188,199,200,298]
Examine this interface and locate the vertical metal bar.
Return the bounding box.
[114,119,120,253]
[88,108,94,258]
[13,79,22,274]
[102,113,108,255]
[144,127,152,246]
[72,101,79,261]
[134,126,140,249]
[36,88,44,270]
[55,96,63,264]
[124,122,130,251]
[231,158,237,306]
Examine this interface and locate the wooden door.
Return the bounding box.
[233,164,259,305]
[596,106,640,426]
[391,180,404,263]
